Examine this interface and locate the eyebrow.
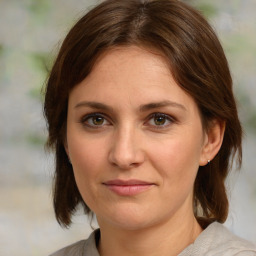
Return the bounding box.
[75,100,186,112]
[139,100,187,112]
[75,101,114,112]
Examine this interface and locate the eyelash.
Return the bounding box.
[80,112,111,129]
[80,112,175,129]
[146,113,175,129]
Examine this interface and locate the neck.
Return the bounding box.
[98,213,202,256]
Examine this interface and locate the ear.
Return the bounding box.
[199,119,225,166]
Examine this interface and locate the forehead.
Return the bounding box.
[94,45,170,73]
[69,46,197,111]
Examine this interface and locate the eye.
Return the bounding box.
[81,113,110,128]
[147,113,174,127]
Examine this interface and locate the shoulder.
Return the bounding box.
[207,222,256,255]
[49,230,100,256]
[180,222,256,256]
[49,240,86,256]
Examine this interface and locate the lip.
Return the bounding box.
[103,179,155,196]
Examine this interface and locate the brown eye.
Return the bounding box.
[82,113,110,128]
[92,116,104,125]
[147,113,173,128]
[154,115,166,125]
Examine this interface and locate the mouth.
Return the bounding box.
[102,179,155,196]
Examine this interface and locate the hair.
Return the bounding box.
[44,0,242,227]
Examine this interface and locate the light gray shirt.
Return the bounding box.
[50,222,256,256]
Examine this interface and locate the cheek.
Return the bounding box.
[67,133,107,196]
[71,140,99,169]
[148,133,202,186]
[67,124,107,166]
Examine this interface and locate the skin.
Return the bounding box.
[65,46,224,256]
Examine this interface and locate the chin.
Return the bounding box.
[98,204,161,231]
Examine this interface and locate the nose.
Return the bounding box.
[108,126,145,170]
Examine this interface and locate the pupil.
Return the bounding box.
[93,116,104,125]
[155,116,165,125]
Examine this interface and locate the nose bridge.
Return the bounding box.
[109,123,144,169]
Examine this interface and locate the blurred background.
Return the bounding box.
[0,0,255,255]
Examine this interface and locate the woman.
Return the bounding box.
[44,0,256,255]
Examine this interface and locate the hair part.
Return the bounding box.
[44,0,242,227]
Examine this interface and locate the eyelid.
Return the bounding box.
[145,112,176,128]
[79,111,176,129]
[80,112,112,127]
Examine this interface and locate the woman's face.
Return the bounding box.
[66,46,209,231]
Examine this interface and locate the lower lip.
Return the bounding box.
[104,184,153,196]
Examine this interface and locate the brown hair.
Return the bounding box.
[44,0,242,227]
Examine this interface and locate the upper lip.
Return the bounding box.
[103,179,154,186]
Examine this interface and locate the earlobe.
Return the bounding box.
[199,119,225,166]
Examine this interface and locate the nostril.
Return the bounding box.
[108,149,144,169]
[110,153,144,170]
